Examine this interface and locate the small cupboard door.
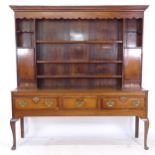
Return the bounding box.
[123,48,142,88]
[17,48,36,88]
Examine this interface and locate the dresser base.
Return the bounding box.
[10,89,149,150]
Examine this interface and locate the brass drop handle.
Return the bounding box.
[75,99,85,107]
[32,97,40,103]
[18,101,28,107]
[106,100,115,107]
[120,96,127,102]
[45,100,54,108]
[132,100,140,107]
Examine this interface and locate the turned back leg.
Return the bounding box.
[20,117,24,138]
[135,116,139,138]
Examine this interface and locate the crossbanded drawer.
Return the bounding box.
[14,96,58,110]
[62,96,98,110]
[101,96,145,109]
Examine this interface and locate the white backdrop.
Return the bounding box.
[0,0,155,153]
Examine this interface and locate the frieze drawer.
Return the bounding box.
[14,97,59,110]
[62,96,98,110]
[101,96,145,109]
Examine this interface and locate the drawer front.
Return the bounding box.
[14,96,58,110]
[101,96,145,109]
[62,96,97,110]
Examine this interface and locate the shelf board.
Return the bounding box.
[16,31,34,33]
[124,47,142,49]
[36,40,123,44]
[37,75,122,79]
[37,60,123,64]
[125,30,142,34]
[17,46,33,49]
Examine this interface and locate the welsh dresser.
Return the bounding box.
[10,5,149,150]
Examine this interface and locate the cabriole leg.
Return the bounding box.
[10,118,18,150]
[143,118,149,150]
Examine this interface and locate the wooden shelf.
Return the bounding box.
[16,31,34,33]
[36,40,123,44]
[125,30,142,34]
[124,47,142,49]
[37,75,122,79]
[37,60,123,64]
[17,46,33,49]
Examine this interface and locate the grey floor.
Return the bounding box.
[0,116,154,155]
[1,136,155,155]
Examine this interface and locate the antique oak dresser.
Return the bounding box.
[10,5,149,150]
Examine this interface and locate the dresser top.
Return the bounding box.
[10,5,148,12]
[10,5,148,19]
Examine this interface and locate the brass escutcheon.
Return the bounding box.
[24,83,29,87]
[120,96,127,102]
[75,99,85,107]
[32,97,40,103]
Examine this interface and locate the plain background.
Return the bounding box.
[0,0,155,154]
